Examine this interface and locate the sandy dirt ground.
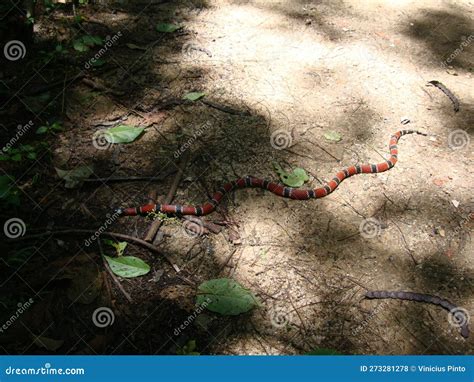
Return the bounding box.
[1,0,472,355]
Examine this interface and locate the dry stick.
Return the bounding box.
[217,248,238,274]
[144,151,191,243]
[11,228,180,273]
[83,172,177,184]
[98,240,133,303]
[390,219,418,265]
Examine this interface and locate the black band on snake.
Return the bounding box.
[115,130,426,217]
[365,291,470,338]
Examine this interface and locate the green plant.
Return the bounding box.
[36,121,63,135]
[73,35,103,52]
[0,144,37,162]
[176,340,200,355]
[146,211,178,224]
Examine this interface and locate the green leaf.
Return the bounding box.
[104,239,127,257]
[11,153,22,161]
[73,40,89,52]
[103,125,145,144]
[26,152,37,160]
[51,122,63,131]
[183,92,205,101]
[92,36,103,45]
[55,165,94,188]
[176,340,200,355]
[82,35,103,46]
[323,130,342,142]
[19,145,34,152]
[196,278,259,316]
[156,23,181,33]
[36,126,48,134]
[91,59,106,67]
[306,348,343,355]
[273,162,309,187]
[104,255,150,278]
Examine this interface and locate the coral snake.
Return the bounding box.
[115,129,426,217]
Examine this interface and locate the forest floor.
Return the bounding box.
[0,0,473,355]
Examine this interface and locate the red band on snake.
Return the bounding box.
[115,130,426,217]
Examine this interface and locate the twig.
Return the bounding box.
[144,151,190,243]
[390,219,418,265]
[10,228,180,273]
[98,240,133,303]
[83,172,176,184]
[306,140,341,161]
[201,99,249,116]
[218,248,238,273]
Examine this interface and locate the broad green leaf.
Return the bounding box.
[306,348,343,355]
[51,122,63,131]
[103,125,145,144]
[11,153,22,161]
[91,36,103,45]
[26,152,36,160]
[196,278,259,315]
[20,145,34,152]
[73,40,89,52]
[273,162,309,187]
[36,126,48,134]
[323,130,342,142]
[104,239,127,257]
[156,23,181,33]
[104,255,150,278]
[183,92,206,101]
[176,340,200,355]
[55,165,94,188]
[91,59,106,67]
